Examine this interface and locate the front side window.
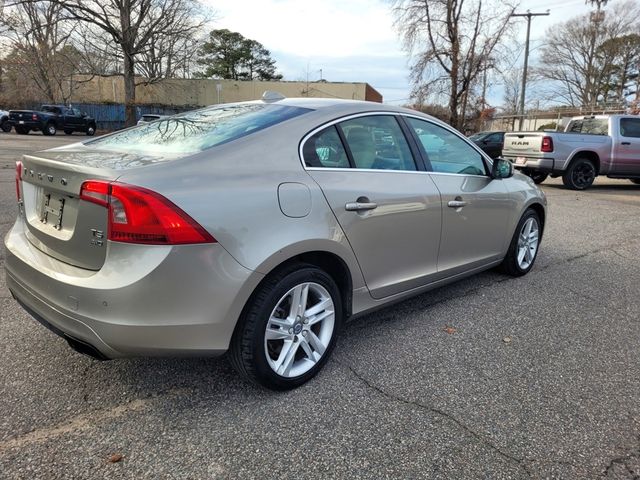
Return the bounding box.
[89,103,311,154]
[407,117,487,176]
[620,118,640,138]
[339,115,416,171]
[302,126,350,168]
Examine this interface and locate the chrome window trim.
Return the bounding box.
[298,111,494,178]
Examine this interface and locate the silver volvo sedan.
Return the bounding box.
[5,97,546,389]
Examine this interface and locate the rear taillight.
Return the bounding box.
[541,136,554,153]
[80,180,216,245]
[31,113,38,121]
[15,161,23,201]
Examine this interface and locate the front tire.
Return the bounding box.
[527,171,548,184]
[499,209,542,277]
[0,120,10,133]
[562,157,596,190]
[86,124,96,136]
[229,264,342,390]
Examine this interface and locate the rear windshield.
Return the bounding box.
[565,118,608,135]
[89,103,312,154]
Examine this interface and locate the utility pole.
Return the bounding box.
[511,10,549,130]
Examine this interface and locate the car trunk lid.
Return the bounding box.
[17,146,177,271]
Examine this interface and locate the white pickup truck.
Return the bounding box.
[501,115,640,189]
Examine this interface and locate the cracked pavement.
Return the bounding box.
[1,132,640,479]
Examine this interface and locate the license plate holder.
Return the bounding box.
[18,120,25,124]
[40,193,65,230]
[515,156,527,165]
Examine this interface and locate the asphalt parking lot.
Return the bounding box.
[0,131,639,479]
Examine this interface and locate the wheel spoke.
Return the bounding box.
[517,247,527,266]
[307,309,334,326]
[307,331,326,356]
[265,327,290,341]
[304,297,332,318]
[288,284,309,320]
[299,338,317,363]
[276,340,299,376]
[268,316,292,329]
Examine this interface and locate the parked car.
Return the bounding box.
[5,97,546,389]
[137,114,169,125]
[502,115,640,189]
[469,131,505,158]
[0,108,11,133]
[8,105,96,136]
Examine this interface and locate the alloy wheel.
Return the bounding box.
[517,217,539,270]
[264,282,335,378]
[572,162,595,188]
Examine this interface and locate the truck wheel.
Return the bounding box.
[64,129,74,135]
[43,122,57,136]
[0,120,11,133]
[562,157,596,190]
[15,126,30,135]
[630,179,640,185]
[86,124,96,136]
[527,171,548,184]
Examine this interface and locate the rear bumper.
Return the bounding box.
[9,120,43,129]
[503,155,557,173]
[4,218,263,358]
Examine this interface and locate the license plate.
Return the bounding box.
[515,156,527,165]
[18,120,25,124]
[39,193,65,230]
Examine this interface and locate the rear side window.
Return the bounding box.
[407,117,486,176]
[339,115,416,171]
[89,104,311,154]
[566,118,608,135]
[303,126,350,168]
[620,118,640,138]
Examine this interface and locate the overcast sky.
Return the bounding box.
[205,0,594,106]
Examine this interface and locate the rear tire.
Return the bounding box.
[229,263,342,390]
[43,122,57,136]
[562,157,596,190]
[86,124,96,136]
[499,209,542,277]
[15,126,30,135]
[0,120,10,133]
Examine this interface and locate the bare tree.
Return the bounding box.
[540,0,639,107]
[51,0,208,126]
[0,1,81,102]
[393,0,516,128]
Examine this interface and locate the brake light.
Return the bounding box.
[541,136,554,153]
[32,113,38,121]
[80,180,216,245]
[15,161,23,201]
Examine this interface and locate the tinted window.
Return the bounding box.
[339,116,416,171]
[303,126,350,168]
[486,132,503,142]
[89,104,311,154]
[72,108,82,116]
[620,118,640,138]
[42,106,61,114]
[566,118,608,135]
[407,118,486,176]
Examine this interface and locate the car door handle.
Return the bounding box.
[345,201,378,211]
[621,142,631,145]
[447,200,467,208]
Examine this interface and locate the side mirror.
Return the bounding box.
[82,112,87,117]
[491,158,514,179]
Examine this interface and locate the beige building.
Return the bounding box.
[70,76,382,106]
